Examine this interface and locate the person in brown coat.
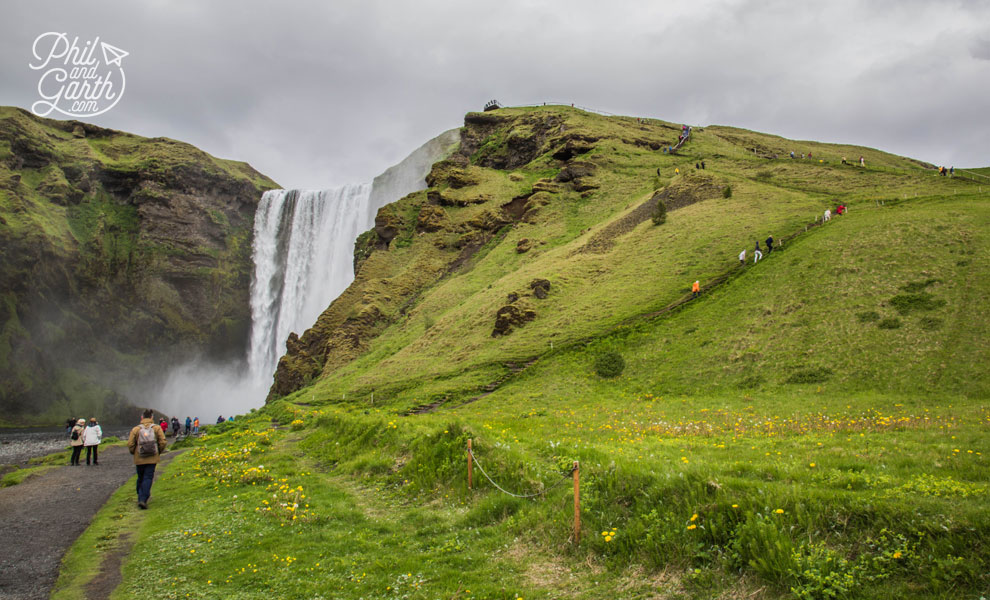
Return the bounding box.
[127,409,167,509]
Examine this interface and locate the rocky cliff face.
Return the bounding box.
[0,107,278,424]
[267,109,614,400]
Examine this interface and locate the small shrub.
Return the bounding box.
[900,278,939,293]
[919,316,942,330]
[888,293,946,315]
[785,367,833,384]
[722,185,733,198]
[877,317,902,329]
[651,199,667,225]
[755,169,773,182]
[594,351,625,378]
[856,311,881,323]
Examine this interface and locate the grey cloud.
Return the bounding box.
[1,0,988,187]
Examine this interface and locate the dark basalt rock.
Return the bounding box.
[530,278,551,299]
[491,304,536,337]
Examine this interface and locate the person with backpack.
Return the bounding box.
[765,235,774,254]
[192,417,200,434]
[170,417,180,437]
[184,416,192,435]
[83,417,102,465]
[691,280,701,298]
[216,415,224,424]
[69,418,85,465]
[128,409,167,509]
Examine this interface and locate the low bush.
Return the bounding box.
[594,352,625,378]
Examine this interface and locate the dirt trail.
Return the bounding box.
[0,444,172,600]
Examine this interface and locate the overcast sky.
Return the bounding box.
[2,0,988,188]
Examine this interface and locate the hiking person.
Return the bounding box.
[227,416,234,422]
[675,167,680,175]
[754,241,763,263]
[128,409,167,509]
[836,204,846,215]
[170,417,180,437]
[69,418,85,465]
[217,415,224,424]
[859,156,865,166]
[950,166,954,176]
[83,417,102,465]
[193,417,200,434]
[184,416,192,435]
[739,249,746,265]
[790,151,795,159]
[692,280,700,298]
[765,235,774,254]
[159,417,168,433]
[824,208,831,222]
[701,160,706,169]
[841,157,847,165]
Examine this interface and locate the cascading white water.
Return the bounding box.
[149,128,459,419]
[247,184,372,382]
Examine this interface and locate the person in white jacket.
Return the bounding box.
[83,418,103,465]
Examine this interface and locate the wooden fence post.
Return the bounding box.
[573,461,580,543]
[467,438,473,490]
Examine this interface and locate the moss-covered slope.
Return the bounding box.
[0,107,278,424]
[270,106,985,407]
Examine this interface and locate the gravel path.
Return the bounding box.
[0,444,163,600]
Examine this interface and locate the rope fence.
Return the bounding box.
[467,439,582,542]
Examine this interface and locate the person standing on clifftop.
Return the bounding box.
[193,417,200,434]
[184,416,192,435]
[128,409,167,510]
[692,280,701,298]
[69,419,85,466]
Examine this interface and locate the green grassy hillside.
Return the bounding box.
[56,107,989,599]
[273,106,981,409]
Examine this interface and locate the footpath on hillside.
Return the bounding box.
[0,443,177,600]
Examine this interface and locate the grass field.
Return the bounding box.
[54,107,990,598]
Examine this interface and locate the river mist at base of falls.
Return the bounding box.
[148,129,459,419]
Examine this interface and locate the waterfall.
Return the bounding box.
[149,128,460,419]
[246,184,372,382]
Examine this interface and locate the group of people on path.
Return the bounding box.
[157,416,201,437]
[68,417,102,466]
[695,199,854,297]
[938,166,954,176]
[738,234,775,266]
